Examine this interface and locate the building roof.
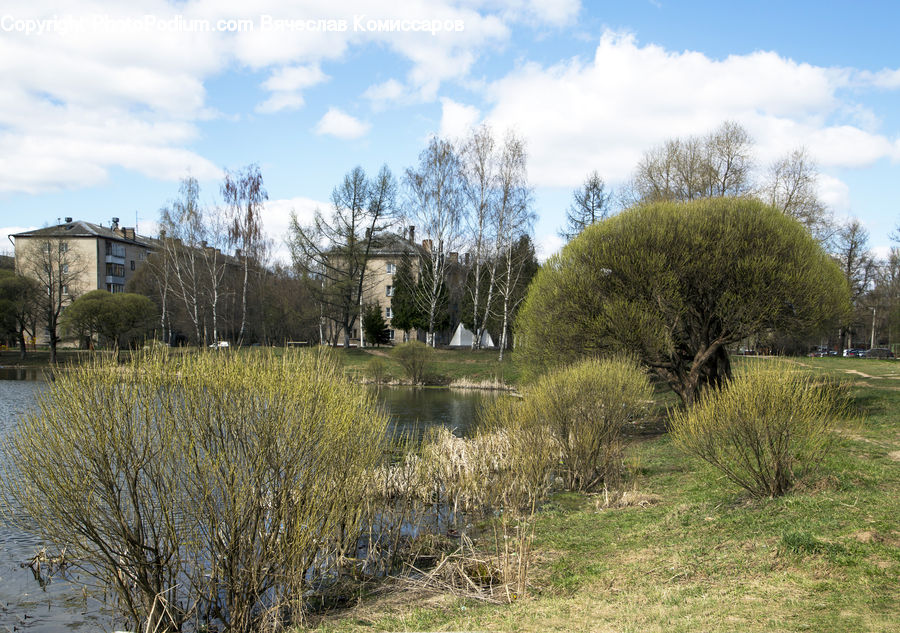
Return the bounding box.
[11,221,155,247]
[366,231,423,256]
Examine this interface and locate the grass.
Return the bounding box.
[0,348,104,368]
[311,356,900,632]
[335,347,524,386]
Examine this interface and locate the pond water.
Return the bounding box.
[376,386,494,439]
[0,375,495,632]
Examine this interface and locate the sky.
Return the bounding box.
[1,0,898,263]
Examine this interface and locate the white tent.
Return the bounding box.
[450,323,494,348]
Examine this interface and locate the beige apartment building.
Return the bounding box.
[328,229,425,346]
[11,217,154,296]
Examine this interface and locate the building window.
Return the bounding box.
[385,306,392,318]
[389,329,395,340]
[130,260,135,270]
[62,264,68,274]
[386,285,393,297]
[62,285,69,295]
[386,262,395,274]
[106,263,125,277]
[60,242,68,253]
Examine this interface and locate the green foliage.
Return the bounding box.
[0,350,390,632]
[62,290,157,349]
[362,302,391,346]
[515,198,850,404]
[390,340,433,383]
[485,357,652,492]
[669,362,850,497]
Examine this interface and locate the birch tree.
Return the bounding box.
[492,132,535,360]
[222,164,268,346]
[459,125,498,348]
[404,137,464,347]
[159,176,207,345]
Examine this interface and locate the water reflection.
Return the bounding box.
[374,386,496,439]
[0,367,46,382]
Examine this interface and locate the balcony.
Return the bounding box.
[105,254,125,265]
[105,275,125,285]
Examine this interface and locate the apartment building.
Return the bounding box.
[11,217,154,295]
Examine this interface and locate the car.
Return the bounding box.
[209,341,230,349]
[842,348,865,357]
[865,348,895,359]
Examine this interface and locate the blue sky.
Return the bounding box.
[1,0,898,261]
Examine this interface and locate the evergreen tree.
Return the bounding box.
[362,303,391,346]
[559,170,612,241]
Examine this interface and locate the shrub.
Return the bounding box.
[669,362,849,497]
[515,357,652,492]
[391,340,433,384]
[0,349,390,632]
[368,355,390,383]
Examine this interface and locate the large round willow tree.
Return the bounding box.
[516,198,849,405]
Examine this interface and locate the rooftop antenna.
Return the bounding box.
[135,209,139,234]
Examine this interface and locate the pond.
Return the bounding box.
[0,375,496,632]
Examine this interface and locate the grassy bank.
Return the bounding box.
[312,356,900,633]
[0,346,525,387]
[0,348,104,368]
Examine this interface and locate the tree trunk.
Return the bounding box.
[238,256,249,346]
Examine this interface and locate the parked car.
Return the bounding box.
[864,348,895,359]
[209,341,230,349]
[842,348,864,357]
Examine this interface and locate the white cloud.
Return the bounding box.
[256,64,328,113]
[871,245,893,261]
[439,98,481,140]
[817,174,851,213]
[477,31,900,189]
[1,226,39,255]
[363,79,408,108]
[314,108,371,140]
[0,0,554,194]
[535,232,564,262]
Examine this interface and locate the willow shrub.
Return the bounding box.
[0,349,389,633]
[669,362,850,498]
[515,357,652,492]
[391,340,432,384]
